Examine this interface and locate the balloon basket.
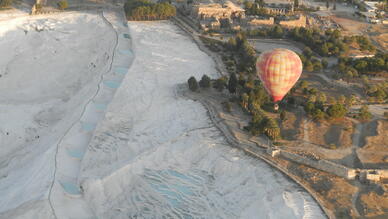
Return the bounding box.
[274,104,279,112]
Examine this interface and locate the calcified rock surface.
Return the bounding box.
[79,21,325,219]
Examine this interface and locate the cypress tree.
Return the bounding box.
[228,73,238,94]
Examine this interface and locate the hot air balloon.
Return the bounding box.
[256,48,303,109]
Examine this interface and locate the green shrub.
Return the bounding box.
[124,0,176,21]
[57,0,68,10]
[359,105,372,121]
[222,101,232,112]
[326,103,347,119]
[199,74,211,88]
[213,77,227,92]
[187,76,198,92]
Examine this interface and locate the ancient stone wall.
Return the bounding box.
[248,17,274,26]
[278,150,355,179]
[279,15,306,28]
[363,169,388,182]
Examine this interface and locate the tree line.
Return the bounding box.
[0,0,12,8]
[338,53,388,77]
[188,34,283,141]
[187,73,281,140]
[124,0,176,21]
[296,80,374,121]
[243,26,376,58]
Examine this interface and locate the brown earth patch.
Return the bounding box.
[358,120,388,166]
[288,163,358,217]
[331,15,369,35]
[360,190,388,218]
[369,24,388,51]
[280,110,301,141]
[307,119,353,149]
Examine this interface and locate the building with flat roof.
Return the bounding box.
[191,1,245,20]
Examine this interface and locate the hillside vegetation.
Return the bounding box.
[124,0,176,21]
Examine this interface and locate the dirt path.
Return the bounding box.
[351,181,362,217]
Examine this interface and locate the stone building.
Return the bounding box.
[263,0,294,15]
[191,1,245,20]
[191,1,245,31]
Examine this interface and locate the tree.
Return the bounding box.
[228,38,237,50]
[317,92,327,103]
[280,110,286,121]
[271,25,284,38]
[321,58,328,68]
[0,0,12,7]
[338,95,346,105]
[294,0,299,8]
[303,47,313,58]
[326,103,347,119]
[304,60,314,72]
[328,96,337,105]
[313,59,323,71]
[308,94,317,103]
[300,80,309,90]
[241,93,249,110]
[313,109,326,121]
[355,60,368,72]
[188,76,198,91]
[345,71,353,83]
[213,77,227,92]
[228,73,238,94]
[199,74,211,88]
[304,101,315,114]
[263,118,281,140]
[359,105,372,120]
[257,0,265,8]
[320,43,329,56]
[309,87,318,95]
[124,0,176,20]
[346,95,357,108]
[57,0,68,10]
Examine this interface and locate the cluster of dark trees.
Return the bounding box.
[240,85,281,140]
[226,33,257,73]
[188,72,281,140]
[57,0,68,10]
[245,26,378,60]
[344,35,376,52]
[243,25,284,39]
[0,0,12,8]
[299,47,327,72]
[243,0,270,16]
[358,105,372,120]
[244,27,355,57]
[289,28,349,57]
[339,53,388,76]
[362,77,388,103]
[187,74,228,92]
[124,0,176,21]
[298,80,359,121]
